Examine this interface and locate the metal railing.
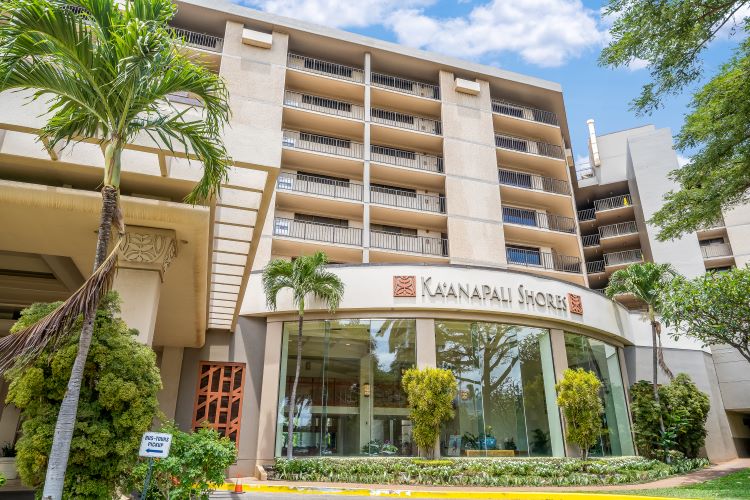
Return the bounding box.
[171,27,224,53]
[587,260,605,274]
[370,231,448,257]
[370,145,443,173]
[506,248,581,273]
[701,243,733,259]
[576,166,595,180]
[370,187,445,213]
[371,108,442,135]
[578,208,596,221]
[594,194,633,212]
[495,134,564,159]
[276,172,363,201]
[604,249,643,267]
[287,53,364,83]
[273,218,362,246]
[498,168,570,195]
[491,99,559,126]
[582,234,600,247]
[282,130,364,159]
[371,73,440,100]
[502,207,577,234]
[284,90,364,120]
[599,221,638,239]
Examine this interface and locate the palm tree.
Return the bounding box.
[262,252,345,460]
[0,0,230,497]
[605,262,676,457]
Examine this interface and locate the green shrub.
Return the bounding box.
[272,456,707,486]
[5,293,161,499]
[401,367,457,458]
[630,374,709,459]
[0,472,5,487]
[556,368,604,460]
[129,423,236,499]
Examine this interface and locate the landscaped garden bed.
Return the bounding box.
[272,457,708,487]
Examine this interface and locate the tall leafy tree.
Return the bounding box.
[606,262,676,455]
[555,368,603,460]
[262,252,344,459]
[600,0,750,239]
[0,0,230,497]
[662,267,750,363]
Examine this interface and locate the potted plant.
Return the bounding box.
[0,442,17,480]
[380,442,399,455]
[479,426,497,451]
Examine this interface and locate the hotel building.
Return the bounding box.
[0,0,747,478]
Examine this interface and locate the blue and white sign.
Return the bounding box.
[138,432,172,458]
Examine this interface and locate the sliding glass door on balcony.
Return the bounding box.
[503,207,538,227]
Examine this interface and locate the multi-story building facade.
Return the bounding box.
[574,121,750,457]
[0,0,745,480]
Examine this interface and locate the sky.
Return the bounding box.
[229,0,745,168]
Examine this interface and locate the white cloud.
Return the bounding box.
[677,154,690,167]
[240,0,432,28]
[387,0,608,67]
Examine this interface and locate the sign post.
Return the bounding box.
[138,432,172,500]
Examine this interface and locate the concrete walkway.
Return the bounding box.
[222,458,750,494]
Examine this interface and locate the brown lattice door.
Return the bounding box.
[192,361,245,443]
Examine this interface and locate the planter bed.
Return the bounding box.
[271,457,708,487]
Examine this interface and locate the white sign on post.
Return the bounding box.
[138,432,172,459]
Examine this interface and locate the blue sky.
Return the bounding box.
[232,0,744,165]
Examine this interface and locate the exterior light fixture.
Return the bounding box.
[362,383,371,397]
[460,389,470,401]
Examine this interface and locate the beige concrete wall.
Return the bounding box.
[724,204,750,267]
[439,71,505,268]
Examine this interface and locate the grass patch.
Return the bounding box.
[611,467,750,499]
[272,456,707,487]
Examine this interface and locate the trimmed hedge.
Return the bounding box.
[272,457,707,486]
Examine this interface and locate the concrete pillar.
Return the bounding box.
[114,226,177,345]
[256,321,283,464]
[158,347,184,421]
[549,328,573,456]
[362,52,372,263]
[416,318,436,368]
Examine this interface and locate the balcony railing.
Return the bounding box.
[587,260,605,274]
[370,231,448,257]
[582,234,600,247]
[273,218,362,246]
[594,194,633,212]
[491,99,559,126]
[701,243,732,259]
[599,221,638,239]
[371,73,440,100]
[370,187,445,213]
[578,208,596,221]
[495,134,564,160]
[370,145,444,173]
[284,90,364,120]
[371,108,442,135]
[287,53,364,83]
[604,249,643,267]
[576,166,595,180]
[506,248,581,273]
[282,130,364,159]
[498,168,570,195]
[171,27,224,53]
[276,172,363,201]
[502,207,577,234]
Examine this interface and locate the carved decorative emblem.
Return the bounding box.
[568,293,584,315]
[393,276,416,297]
[118,229,177,278]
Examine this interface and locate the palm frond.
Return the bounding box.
[262,259,294,311]
[0,240,121,374]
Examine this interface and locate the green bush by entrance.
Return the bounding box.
[272,456,707,486]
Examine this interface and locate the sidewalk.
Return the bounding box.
[217,458,750,497]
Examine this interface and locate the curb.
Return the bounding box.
[215,483,686,499]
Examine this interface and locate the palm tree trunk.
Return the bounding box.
[650,311,667,463]
[42,185,118,500]
[287,313,304,460]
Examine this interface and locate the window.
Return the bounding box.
[371,183,417,197]
[699,237,725,246]
[192,361,245,444]
[294,213,349,227]
[372,108,415,125]
[503,207,538,227]
[507,245,542,266]
[300,132,351,150]
[371,224,417,236]
[301,94,352,113]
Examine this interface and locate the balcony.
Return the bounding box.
[498,168,571,213]
[600,220,637,239]
[287,53,364,83]
[492,99,560,144]
[370,108,443,151]
[276,172,363,201]
[286,53,364,101]
[495,134,563,159]
[502,206,577,234]
[284,90,364,120]
[495,134,564,174]
[578,208,596,222]
[587,260,605,274]
[492,100,558,126]
[282,130,363,159]
[701,243,733,259]
[506,247,582,274]
[370,187,445,213]
[595,194,633,212]
[498,169,569,195]
[372,73,440,100]
[604,249,643,268]
[370,231,448,258]
[369,145,444,189]
[273,217,362,246]
[371,108,441,135]
[171,27,224,53]
[369,187,446,230]
[582,233,600,248]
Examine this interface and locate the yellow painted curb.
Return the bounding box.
[215,482,689,500]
